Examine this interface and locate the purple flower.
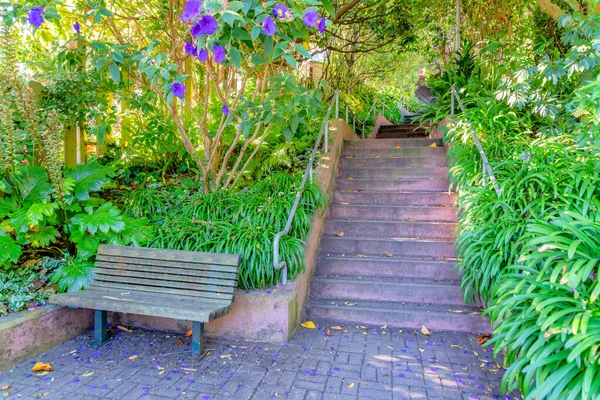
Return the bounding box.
[426,14,429,20]
[184,42,197,56]
[262,17,276,36]
[27,7,44,28]
[222,104,229,115]
[212,45,226,63]
[273,4,289,18]
[180,0,202,22]
[197,48,208,62]
[302,10,319,27]
[193,15,218,35]
[317,17,327,33]
[171,82,186,98]
[410,24,414,28]
[74,21,80,34]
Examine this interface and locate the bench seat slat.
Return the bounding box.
[93,267,237,287]
[50,289,230,322]
[95,257,238,276]
[99,245,240,266]
[91,274,234,296]
[89,281,233,301]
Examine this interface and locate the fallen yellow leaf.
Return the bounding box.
[158,370,165,375]
[117,325,133,333]
[339,202,349,205]
[395,145,403,148]
[36,371,50,377]
[421,325,431,336]
[347,177,354,180]
[331,326,344,331]
[451,344,462,348]
[326,330,332,337]
[407,218,416,223]
[185,329,193,337]
[128,355,138,360]
[346,382,355,388]
[82,371,94,377]
[380,325,388,330]
[336,232,345,237]
[429,142,437,148]
[356,254,367,258]
[300,321,316,329]
[385,253,393,257]
[1,385,8,391]
[177,339,184,346]
[31,362,53,372]
[346,156,353,158]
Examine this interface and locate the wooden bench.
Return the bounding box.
[49,245,240,356]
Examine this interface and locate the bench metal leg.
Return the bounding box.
[94,310,108,345]
[192,321,204,356]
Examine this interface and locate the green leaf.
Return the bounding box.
[322,0,335,17]
[64,161,114,202]
[110,51,124,64]
[284,54,297,69]
[263,35,273,58]
[26,203,58,226]
[50,258,94,292]
[229,47,242,69]
[0,232,22,266]
[251,25,261,40]
[109,62,121,85]
[14,166,52,203]
[27,225,60,248]
[295,43,312,59]
[232,27,252,41]
[72,202,125,235]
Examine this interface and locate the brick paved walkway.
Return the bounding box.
[0,320,517,400]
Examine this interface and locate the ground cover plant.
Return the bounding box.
[426,9,600,400]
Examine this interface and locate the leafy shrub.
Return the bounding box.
[432,12,600,400]
[146,173,327,290]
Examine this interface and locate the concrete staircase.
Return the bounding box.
[305,134,489,333]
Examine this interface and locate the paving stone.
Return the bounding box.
[0,323,518,400]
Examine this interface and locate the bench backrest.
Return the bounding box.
[91,245,241,303]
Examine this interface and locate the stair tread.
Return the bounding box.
[319,254,458,263]
[307,298,482,314]
[326,219,456,225]
[322,235,453,242]
[312,274,461,286]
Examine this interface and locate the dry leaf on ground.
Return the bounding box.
[346,383,355,388]
[395,145,403,148]
[117,325,133,333]
[477,333,491,345]
[31,362,53,372]
[326,330,332,337]
[356,254,367,258]
[300,321,316,329]
[339,202,349,205]
[421,325,431,335]
[336,232,345,237]
[429,143,437,148]
[82,371,94,377]
[185,329,193,337]
[128,355,138,360]
[1,385,9,391]
[331,326,344,331]
[177,339,184,346]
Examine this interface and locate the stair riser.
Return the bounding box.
[329,206,456,221]
[324,221,456,239]
[377,131,428,136]
[379,125,427,130]
[340,157,447,169]
[340,168,448,179]
[320,237,457,257]
[376,134,428,139]
[305,305,490,333]
[317,258,460,280]
[344,139,443,149]
[310,280,464,305]
[332,191,456,206]
[343,148,447,157]
[336,179,451,192]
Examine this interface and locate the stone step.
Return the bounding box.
[344,139,443,149]
[343,147,447,157]
[336,178,451,192]
[317,255,459,280]
[340,156,447,169]
[379,124,425,131]
[310,276,464,305]
[332,191,456,206]
[319,236,456,258]
[376,133,428,139]
[305,299,490,333]
[329,204,456,221]
[340,167,448,179]
[324,220,456,239]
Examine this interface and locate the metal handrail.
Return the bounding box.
[450,86,501,196]
[340,97,400,139]
[273,90,340,285]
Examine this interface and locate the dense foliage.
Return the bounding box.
[428,11,600,400]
